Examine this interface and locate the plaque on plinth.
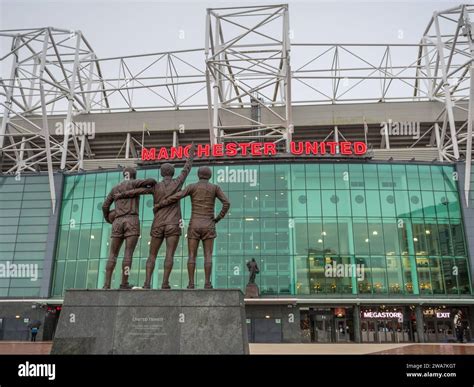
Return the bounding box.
[51,289,249,355]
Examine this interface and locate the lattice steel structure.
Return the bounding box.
[415,4,474,203]
[205,4,292,150]
[0,27,105,209]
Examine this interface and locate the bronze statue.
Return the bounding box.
[246,258,259,285]
[245,258,260,298]
[102,168,155,289]
[113,144,195,289]
[155,166,230,289]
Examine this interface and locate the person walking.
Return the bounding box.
[454,310,464,343]
[30,326,39,342]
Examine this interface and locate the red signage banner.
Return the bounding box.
[141,141,368,161]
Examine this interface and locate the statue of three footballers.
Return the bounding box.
[102,143,230,289]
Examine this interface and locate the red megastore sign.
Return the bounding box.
[141,141,368,161]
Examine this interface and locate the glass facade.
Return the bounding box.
[0,175,52,297]
[51,162,472,298]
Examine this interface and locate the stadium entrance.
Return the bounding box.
[300,307,354,343]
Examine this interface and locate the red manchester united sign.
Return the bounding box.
[141,141,368,161]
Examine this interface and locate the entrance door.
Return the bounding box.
[252,318,282,343]
[377,320,398,342]
[435,320,453,342]
[425,320,437,342]
[334,318,350,342]
[43,309,61,341]
[361,320,399,342]
[361,320,377,342]
[1,318,29,340]
[312,314,332,343]
[377,321,388,342]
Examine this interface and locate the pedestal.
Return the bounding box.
[51,289,249,354]
[245,283,259,298]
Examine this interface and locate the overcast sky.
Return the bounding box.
[0,0,463,57]
[0,0,466,107]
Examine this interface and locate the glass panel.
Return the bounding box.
[64,261,77,291]
[291,164,306,190]
[305,164,320,189]
[321,190,337,217]
[75,260,88,288]
[443,166,457,192]
[366,191,382,217]
[336,190,351,217]
[294,221,308,255]
[451,222,466,256]
[356,256,371,294]
[437,222,453,256]
[395,190,411,217]
[291,190,307,217]
[442,258,457,294]
[380,190,396,217]
[446,191,461,218]
[84,174,97,198]
[417,257,432,295]
[408,191,423,216]
[429,257,445,295]
[87,260,99,289]
[401,256,415,294]
[367,219,384,255]
[434,191,449,218]
[455,258,471,295]
[391,164,408,190]
[418,165,433,191]
[337,219,351,255]
[319,164,335,189]
[351,190,366,217]
[421,191,436,218]
[334,164,349,190]
[353,220,370,255]
[322,221,338,255]
[370,256,387,294]
[275,164,289,190]
[382,220,400,256]
[431,166,446,191]
[363,164,378,190]
[377,165,394,190]
[81,198,94,224]
[386,256,403,294]
[406,165,420,190]
[72,175,85,199]
[306,191,322,217]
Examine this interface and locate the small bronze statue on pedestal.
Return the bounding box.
[245,258,260,298]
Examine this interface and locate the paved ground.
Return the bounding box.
[250,343,474,355]
[0,342,52,355]
[373,344,474,355]
[0,342,472,355]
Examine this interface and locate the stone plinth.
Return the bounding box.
[51,289,249,355]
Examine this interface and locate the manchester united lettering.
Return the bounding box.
[141,141,368,161]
